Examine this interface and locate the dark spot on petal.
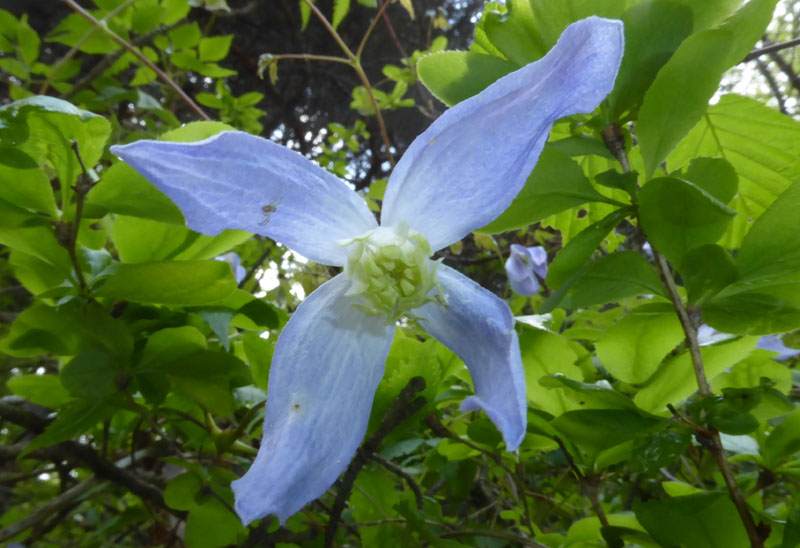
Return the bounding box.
[293,403,301,411]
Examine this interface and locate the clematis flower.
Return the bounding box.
[505,244,548,295]
[111,17,623,525]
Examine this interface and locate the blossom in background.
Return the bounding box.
[698,326,800,360]
[505,244,548,295]
[215,252,246,284]
[111,17,623,525]
[756,335,800,360]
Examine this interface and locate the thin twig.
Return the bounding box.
[298,0,395,166]
[440,528,550,548]
[743,36,800,62]
[61,0,211,120]
[755,58,788,114]
[652,252,711,395]
[238,244,273,289]
[324,376,427,547]
[67,141,92,296]
[555,437,609,528]
[370,452,423,509]
[355,0,395,60]
[40,0,137,94]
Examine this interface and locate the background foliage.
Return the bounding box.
[1,0,800,547]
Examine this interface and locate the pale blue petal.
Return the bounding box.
[757,335,800,360]
[505,244,548,296]
[381,17,624,250]
[231,274,395,524]
[414,265,526,450]
[111,132,377,266]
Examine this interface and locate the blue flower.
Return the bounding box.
[506,244,548,295]
[111,17,623,525]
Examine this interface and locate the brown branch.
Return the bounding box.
[324,376,427,547]
[0,399,180,518]
[0,477,103,542]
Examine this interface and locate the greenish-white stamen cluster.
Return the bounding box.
[340,221,441,319]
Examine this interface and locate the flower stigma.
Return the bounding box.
[340,221,442,319]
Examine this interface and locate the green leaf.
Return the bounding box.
[552,409,662,454]
[480,147,619,234]
[637,0,778,177]
[539,374,637,411]
[0,96,111,195]
[634,336,758,413]
[637,29,735,178]
[783,505,800,548]
[478,0,544,65]
[240,332,273,391]
[299,0,313,29]
[417,51,517,107]
[595,304,685,384]
[681,244,738,305]
[86,163,184,224]
[139,326,207,369]
[668,95,800,248]
[632,425,692,473]
[331,0,350,29]
[713,350,793,394]
[61,346,120,399]
[705,290,800,336]
[638,177,735,266]
[7,374,72,408]
[162,350,251,414]
[96,260,237,305]
[235,299,279,329]
[197,35,233,62]
[350,470,416,547]
[542,251,665,313]
[594,169,638,197]
[673,0,742,30]
[518,327,581,416]
[0,199,71,270]
[21,398,117,457]
[185,498,245,548]
[607,0,693,120]
[636,492,750,548]
[169,22,201,50]
[112,215,249,263]
[546,208,628,289]
[681,157,738,204]
[164,473,202,511]
[764,408,800,468]
[48,13,118,54]
[199,308,233,350]
[704,181,800,334]
[736,180,800,283]
[0,148,57,215]
[706,402,759,435]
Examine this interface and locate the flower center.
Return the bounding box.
[340,221,440,319]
